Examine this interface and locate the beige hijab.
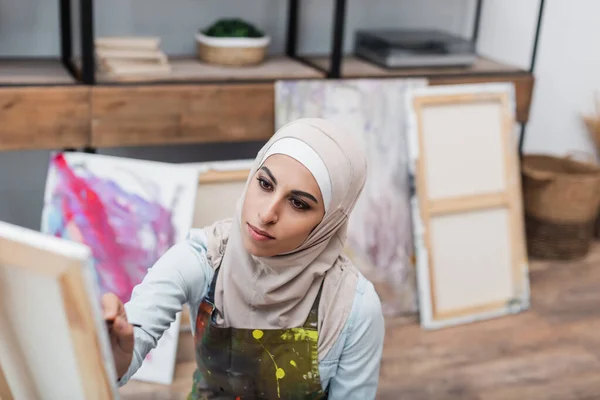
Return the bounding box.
[204,117,368,360]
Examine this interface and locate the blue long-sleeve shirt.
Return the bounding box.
[119,229,385,399]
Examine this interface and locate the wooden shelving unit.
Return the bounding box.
[0,59,76,86]
[92,56,325,84]
[0,58,89,151]
[0,0,545,152]
[303,55,535,124]
[0,85,90,151]
[306,55,525,79]
[90,82,275,148]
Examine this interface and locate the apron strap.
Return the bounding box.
[206,265,221,303]
[205,265,326,326]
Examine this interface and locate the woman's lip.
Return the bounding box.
[247,223,275,240]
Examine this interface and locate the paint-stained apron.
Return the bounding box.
[187,265,328,400]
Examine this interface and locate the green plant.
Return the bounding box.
[202,18,265,38]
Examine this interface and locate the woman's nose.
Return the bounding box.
[258,200,279,225]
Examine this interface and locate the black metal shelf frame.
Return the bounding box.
[58,0,545,85]
[290,0,485,79]
[286,0,348,78]
[59,0,94,83]
[56,0,488,84]
[519,0,546,156]
[60,0,347,84]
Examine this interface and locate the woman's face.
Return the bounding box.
[241,154,326,257]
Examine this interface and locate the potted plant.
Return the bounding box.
[195,18,271,66]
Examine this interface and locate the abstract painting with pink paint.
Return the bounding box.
[40,151,199,384]
[41,152,198,304]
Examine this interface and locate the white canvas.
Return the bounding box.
[40,152,199,385]
[0,220,119,399]
[275,78,428,315]
[183,160,253,230]
[404,83,530,330]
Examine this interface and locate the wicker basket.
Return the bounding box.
[195,32,270,66]
[522,153,600,260]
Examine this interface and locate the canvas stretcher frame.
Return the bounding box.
[405,83,530,330]
[190,163,252,229]
[0,221,118,400]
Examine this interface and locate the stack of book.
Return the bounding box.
[95,37,171,79]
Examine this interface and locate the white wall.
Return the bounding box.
[2,0,599,230]
[0,0,475,57]
[521,0,600,157]
[476,0,540,70]
[477,0,600,158]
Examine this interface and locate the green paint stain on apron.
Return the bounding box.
[188,266,328,399]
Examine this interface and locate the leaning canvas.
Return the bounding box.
[182,159,253,229]
[40,152,199,385]
[275,78,428,315]
[404,83,530,330]
[0,220,119,399]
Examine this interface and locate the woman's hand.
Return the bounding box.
[101,293,135,379]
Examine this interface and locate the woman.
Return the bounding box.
[102,118,385,399]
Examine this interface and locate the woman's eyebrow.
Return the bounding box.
[291,190,318,204]
[260,166,277,185]
[261,166,319,204]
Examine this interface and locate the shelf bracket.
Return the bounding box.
[328,0,347,79]
[286,0,299,58]
[472,0,483,47]
[79,0,96,84]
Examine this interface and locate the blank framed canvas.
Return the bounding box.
[183,160,253,229]
[0,221,118,399]
[405,83,529,330]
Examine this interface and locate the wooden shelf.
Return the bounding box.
[88,54,535,148]
[0,54,535,151]
[305,55,527,79]
[0,86,90,151]
[90,83,274,148]
[92,55,325,84]
[0,59,76,85]
[302,55,534,123]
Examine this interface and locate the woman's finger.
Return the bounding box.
[101,293,123,320]
[114,316,135,353]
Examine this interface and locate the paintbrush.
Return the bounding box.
[105,318,141,329]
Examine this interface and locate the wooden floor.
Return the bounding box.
[120,242,600,400]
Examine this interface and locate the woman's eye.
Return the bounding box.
[257,178,272,190]
[290,198,309,210]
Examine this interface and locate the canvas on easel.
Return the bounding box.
[0,220,118,400]
[404,83,530,330]
[40,152,199,385]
